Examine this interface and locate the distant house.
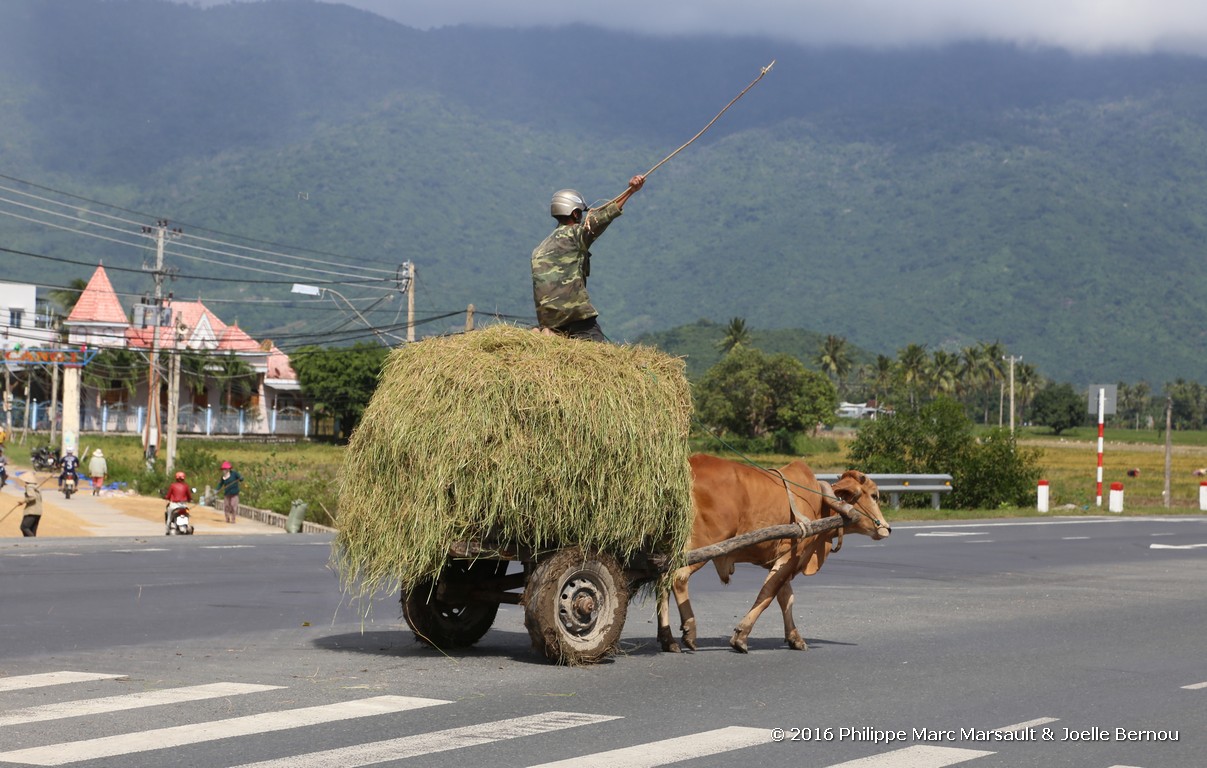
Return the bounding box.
[0,281,58,351]
[837,400,888,419]
[63,264,306,436]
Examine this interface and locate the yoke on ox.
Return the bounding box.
[658,454,891,653]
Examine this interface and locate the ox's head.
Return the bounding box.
[829,470,891,540]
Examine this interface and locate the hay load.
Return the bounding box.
[334,324,694,596]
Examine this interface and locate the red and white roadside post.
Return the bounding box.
[1037,479,1050,513]
[1095,387,1106,507]
[1109,481,1124,513]
[1200,482,1207,512]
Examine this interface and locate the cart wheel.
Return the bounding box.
[402,559,506,649]
[523,547,629,665]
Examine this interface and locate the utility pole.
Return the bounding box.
[1003,354,1022,434]
[139,220,181,463]
[402,261,416,342]
[164,319,184,475]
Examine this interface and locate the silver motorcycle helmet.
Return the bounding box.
[550,189,587,218]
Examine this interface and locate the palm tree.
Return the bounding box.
[930,350,959,398]
[815,334,852,395]
[48,278,89,317]
[980,341,1007,424]
[897,343,929,408]
[958,344,988,417]
[210,353,256,409]
[717,317,752,355]
[872,354,895,405]
[1016,363,1043,425]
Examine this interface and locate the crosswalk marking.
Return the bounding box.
[0,682,282,726]
[827,745,994,767]
[527,725,767,767]
[230,711,620,768]
[0,695,449,766]
[992,717,1058,732]
[0,672,123,693]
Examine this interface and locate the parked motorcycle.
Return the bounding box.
[165,502,194,535]
[62,473,77,500]
[31,446,58,473]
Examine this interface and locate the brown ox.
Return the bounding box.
[657,454,891,653]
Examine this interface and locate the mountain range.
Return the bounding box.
[2,0,1207,386]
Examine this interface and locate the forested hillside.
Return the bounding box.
[3,0,1207,385]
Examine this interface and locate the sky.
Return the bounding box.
[192,0,1207,55]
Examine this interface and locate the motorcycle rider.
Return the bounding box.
[58,448,80,491]
[164,471,193,529]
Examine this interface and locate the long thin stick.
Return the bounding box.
[606,60,775,205]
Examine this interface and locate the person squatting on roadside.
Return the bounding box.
[164,471,192,524]
[88,449,107,496]
[58,448,79,490]
[530,174,645,342]
[217,461,242,524]
[20,477,43,537]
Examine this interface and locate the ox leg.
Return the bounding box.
[730,562,794,654]
[776,582,807,650]
[672,562,708,651]
[656,584,679,653]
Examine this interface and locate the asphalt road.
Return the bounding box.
[0,515,1203,768]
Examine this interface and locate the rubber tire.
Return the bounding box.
[523,547,629,665]
[402,559,506,649]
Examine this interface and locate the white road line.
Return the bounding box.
[1061,536,1090,540]
[1181,681,1207,690]
[827,745,995,767]
[915,532,986,537]
[0,682,282,726]
[907,518,1202,530]
[1149,543,1207,550]
[200,545,257,549]
[233,712,619,768]
[527,725,766,768]
[992,717,1058,732]
[0,695,448,766]
[0,672,123,693]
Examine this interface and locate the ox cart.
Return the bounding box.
[402,512,852,665]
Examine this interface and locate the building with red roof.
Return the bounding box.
[63,265,305,437]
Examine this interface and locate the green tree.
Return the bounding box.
[950,428,1044,509]
[694,346,837,439]
[291,343,389,438]
[848,397,973,475]
[1031,382,1085,435]
[1166,379,1207,430]
[848,398,1043,509]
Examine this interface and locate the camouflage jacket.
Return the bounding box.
[530,201,622,329]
